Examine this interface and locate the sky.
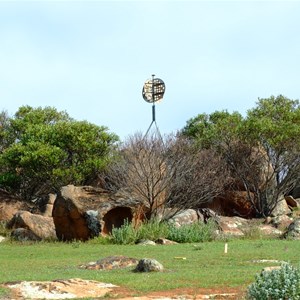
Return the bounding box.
[0,0,300,140]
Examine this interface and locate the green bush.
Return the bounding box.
[135,219,169,242]
[110,219,138,245]
[166,219,217,243]
[110,219,217,245]
[247,262,300,300]
[110,219,170,245]
[241,225,264,240]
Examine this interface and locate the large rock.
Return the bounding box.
[38,194,56,217]
[52,186,101,241]
[6,279,118,299]
[52,185,143,241]
[257,224,282,237]
[285,195,300,208]
[270,196,291,217]
[269,214,293,230]
[11,228,41,241]
[283,218,300,240]
[218,216,283,238]
[200,191,256,218]
[0,189,31,222]
[167,209,202,227]
[7,211,56,240]
[218,216,249,236]
[134,258,164,272]
[81,256,139,270]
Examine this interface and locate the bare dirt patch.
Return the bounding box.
[141,286,246,300]
[3,279,246,300]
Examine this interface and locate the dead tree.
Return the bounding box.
[105,133,228,220]
[221,140,300,217]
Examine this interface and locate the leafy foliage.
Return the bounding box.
[247,262,300,300]
[0,106,118,200]
[110,219,169,245]
[182,95,300,217]
[110,219,217,245]
[182,110,244,149]
[166,219,217,243]
[245,95,300,214]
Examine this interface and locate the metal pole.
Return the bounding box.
[151,74,155,101]
[152,103,155,122]
[151,74,156,122]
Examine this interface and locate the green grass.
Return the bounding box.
[0,239,299,296]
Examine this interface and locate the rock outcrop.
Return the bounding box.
[81,256,139,270]
[200,191,256,218]
[270,195,291,217]
[268,214,293,230]
[283,218,300,240]
[11,228,41,241]
[38,194,56,217]
[218,216,248,236]
[285,195,300,209]
[7,210,56,240]
[6,279,118,299]
[167,209,202,227]
[52,186,101,241]
[0,189,31,222]
[52,185,144,241]
[217,217,283,238]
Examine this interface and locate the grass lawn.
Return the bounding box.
[0,238,299,297]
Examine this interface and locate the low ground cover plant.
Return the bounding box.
[247,262,300,299]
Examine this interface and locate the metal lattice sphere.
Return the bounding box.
[142,77,165,103]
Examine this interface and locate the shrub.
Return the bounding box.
[110,219,138,245]
[166,219,217,243]
[110,219,170,245]
[242,225,264,240]
[110,219,217,245]
[247,262,300,300]
[135,219,169,242]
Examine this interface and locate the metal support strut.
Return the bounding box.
[142,74,165,140]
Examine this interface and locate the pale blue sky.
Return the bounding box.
[0,1,299,140]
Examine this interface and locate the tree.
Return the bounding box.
[182,110,244,149]
[182,96,300,217]
[244,95,300,216]
[165,136,229,214]
[105,132,228,219]
[0,110,13,153]
[0,106,118,201]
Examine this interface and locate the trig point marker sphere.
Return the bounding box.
[142,74,166,103]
